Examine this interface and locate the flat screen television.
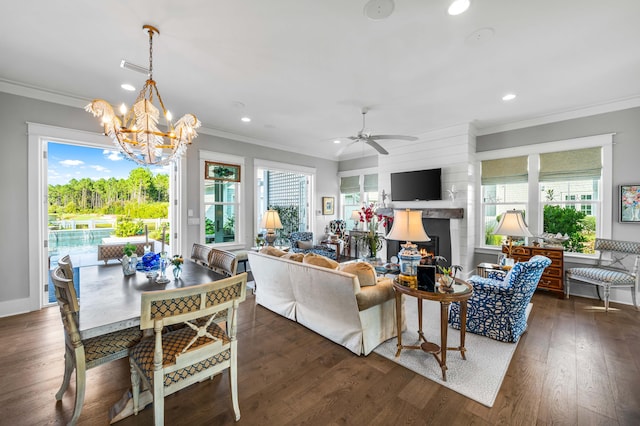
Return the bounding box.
[390,168,442,201]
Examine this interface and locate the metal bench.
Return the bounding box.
[565,238,640,311]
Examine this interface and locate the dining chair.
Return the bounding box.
[129,273,248,425]
[191,243,213,267]
[207,248,238,277]
[50,265,143,425]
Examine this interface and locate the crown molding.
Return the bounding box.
[477,95,640,136]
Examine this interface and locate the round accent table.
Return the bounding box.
[392,276,473,381]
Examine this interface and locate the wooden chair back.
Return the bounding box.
[51,264,80,324]
[191,243,213,267]
[207,248,238,277]
[131,273,247,423]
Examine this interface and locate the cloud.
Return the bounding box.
[90,165,110,173]
[60,159,84,166]
[103,150,123,161]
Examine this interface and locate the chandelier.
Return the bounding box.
[85,25,200,166]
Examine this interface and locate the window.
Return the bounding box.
[202,154,244,246]
[340,172,378,226]
[481,156,528,246]
[478,137,611,255]
[539,147,601,253]
[254,160,314,246]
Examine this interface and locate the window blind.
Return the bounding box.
[481,156,528,185]
[363,174,378,192]
[340,176,360,194]
[539,147,601,182]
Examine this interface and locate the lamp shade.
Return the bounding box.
[493,210,533,238]
[350,210,361,221]
[386,209,430,242]
[260,210,283,230]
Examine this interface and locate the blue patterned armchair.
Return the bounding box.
[449,255,551,343]
[289,232,337,259]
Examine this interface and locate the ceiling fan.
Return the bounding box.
[339,108,418,155]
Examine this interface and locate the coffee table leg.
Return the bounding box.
[440,301,450,381]
[395,292,402,357]
[460,300,467,360]
[417,298,425,342]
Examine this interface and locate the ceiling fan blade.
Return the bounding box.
[369,134,418,141]
[365,139,389,155]
[335,140,359,156]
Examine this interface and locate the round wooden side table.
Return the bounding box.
[393,276,473,381]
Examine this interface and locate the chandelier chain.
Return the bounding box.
[148,26,154,80]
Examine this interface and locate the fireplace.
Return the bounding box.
[386,218,452,267]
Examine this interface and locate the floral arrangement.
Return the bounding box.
[171,255,184,267]
[357,203,393,259]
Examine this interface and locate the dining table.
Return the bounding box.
[76,260,228,423]
[79,260,227,339]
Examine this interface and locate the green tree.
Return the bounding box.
[543,205,588,252]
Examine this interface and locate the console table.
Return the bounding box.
[502,245,565,297]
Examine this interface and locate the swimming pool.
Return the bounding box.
[48,229,114,267]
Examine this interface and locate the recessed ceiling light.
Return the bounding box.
[364,0,395,20]
[333,140,341,144]
[121,83,135,91]
[448,0,470,16]
[502,93,517,101]
[241,117,251,123]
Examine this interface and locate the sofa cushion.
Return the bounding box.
[302,252,339,270]
[355,277,395,311]
[297,240,313,250]
[259,246,287,257]
[281,252,304,262]
[339,262,377,287]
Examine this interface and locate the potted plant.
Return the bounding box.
[121,242,138,275]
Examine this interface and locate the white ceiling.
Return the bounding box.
[1,0,639,160]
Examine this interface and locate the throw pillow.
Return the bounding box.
[297,240,313,250]
[259,246,287,257]
[281,252,304,262]
[339,262,377,287]
[302,252,339,270]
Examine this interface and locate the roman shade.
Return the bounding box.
[539,147,601,182]
[363,174,378,192]
[340,176,360,194]
[481,156,528,185]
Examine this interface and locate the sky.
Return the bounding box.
[47,142,170,185]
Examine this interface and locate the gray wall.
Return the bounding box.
[0,91,338,307]
[338,155,377,172]
[476,107,640,303]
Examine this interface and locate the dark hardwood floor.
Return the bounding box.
[1,291,638,425]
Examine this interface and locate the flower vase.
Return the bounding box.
[172,265,182,280]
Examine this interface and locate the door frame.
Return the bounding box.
[26,123,183,312]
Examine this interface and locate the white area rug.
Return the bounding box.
[373,299,527,407]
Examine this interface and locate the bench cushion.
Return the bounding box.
[567,267,634,284]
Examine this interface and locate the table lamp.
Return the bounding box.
[386,209,430,288]
[260,210,283,246]
[493,209,533,262]
[350,210,361,230]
